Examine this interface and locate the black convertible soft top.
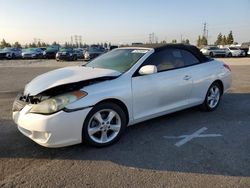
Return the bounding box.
[131,43,209,63]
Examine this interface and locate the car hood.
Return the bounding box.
[24,66,121,96]
[0,51,9,54]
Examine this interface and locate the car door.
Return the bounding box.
[131,48,193,122]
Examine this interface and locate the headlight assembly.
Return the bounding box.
[30,90,87,114]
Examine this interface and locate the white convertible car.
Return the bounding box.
[12,44,232,148]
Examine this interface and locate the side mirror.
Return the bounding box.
[139,65,157,75]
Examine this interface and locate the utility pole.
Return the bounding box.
[203,22,207,38]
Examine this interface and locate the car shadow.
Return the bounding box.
[0,93,250,177]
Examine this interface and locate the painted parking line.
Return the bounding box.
[164,127,222,147]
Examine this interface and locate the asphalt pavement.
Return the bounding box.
[0,59,249,188]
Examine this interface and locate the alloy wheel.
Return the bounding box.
[87,109,121,144]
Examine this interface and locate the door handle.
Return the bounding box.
[183,75,192,80]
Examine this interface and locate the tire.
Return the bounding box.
[201,82,222,111]
[74,55,77,61]
[209,52,214,57]
[228,53,232,57]
[82,102,127,147]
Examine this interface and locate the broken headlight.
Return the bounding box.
[30,90,87,114]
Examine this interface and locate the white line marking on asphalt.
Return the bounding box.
[163,127,222,147]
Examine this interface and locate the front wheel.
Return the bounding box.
[202,82,222,111]
[83,102,127,147]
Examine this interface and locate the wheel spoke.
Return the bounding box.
[101,131,108,142]
[88,126,101,135]
[207,96,213,101]
[94,112,103,124]
[109,124,120,132]
[107,111,116,122]
[209,99,214,107]
[214,87,219,95]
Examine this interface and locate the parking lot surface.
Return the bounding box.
[0,58,250,187]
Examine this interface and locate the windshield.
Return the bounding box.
[210,47,220,50]
[86,49,149,73]
[59,48,72,52]
[229,47,239,50]
[88,47,104,53]
[2,47,13,52]
[23,48,36,52]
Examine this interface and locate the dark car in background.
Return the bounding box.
[108,45,119,51]
[0,47,22,59]
[43,45,60,59]
[56,47,78,61]
[240,42,250,57]
[74,48,85,59]
[84,46,106,60]
[21,48,44,59]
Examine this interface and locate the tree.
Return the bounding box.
[197,35,201,47]
[171,39,177,44]
[13,41,22,48]
[197,36,207,47]
[52,41,58,46]
[28,43,37,48]
[227,31,234,45]
[181,39,190,45]
[201,36,208,46]
[0,39,11,48]
[222,35,227,45]
[215,33,223,45]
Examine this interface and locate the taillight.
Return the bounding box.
[223,64,231,71]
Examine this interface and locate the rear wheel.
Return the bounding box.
[202,82,222,111]
[83,102,127,147]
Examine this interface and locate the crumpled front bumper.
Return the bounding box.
[13,105,92,148]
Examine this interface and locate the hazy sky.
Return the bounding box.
[1,0,250,45]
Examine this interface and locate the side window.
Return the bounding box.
[142,49,185,72]
[180,50,200,66]
[140,48,200,74]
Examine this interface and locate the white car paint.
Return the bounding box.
[225,47,244,57]
[13,47,232,148]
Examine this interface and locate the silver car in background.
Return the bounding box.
[22,48,44,59]
[13,44,231,148]
[224,47,245,57]
[0,47,22,59]
[200,46,227,57]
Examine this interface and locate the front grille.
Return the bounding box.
[23,54,32,57]
[0,53,6,58]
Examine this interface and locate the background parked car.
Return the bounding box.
[43,45,60,59]
[200,46,227,57]
[84,46,106,60]
[224,47,245,57]
[73,48,84,59]
[56,47,78,61]
[22,48,44,59]
[0,47,22,59]
[239,42,250,57]
[248,46,250,56]
[108,45,119,51]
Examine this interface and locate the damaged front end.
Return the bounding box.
[13,76,117,114]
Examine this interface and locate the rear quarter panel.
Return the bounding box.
[189,60,231,105]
